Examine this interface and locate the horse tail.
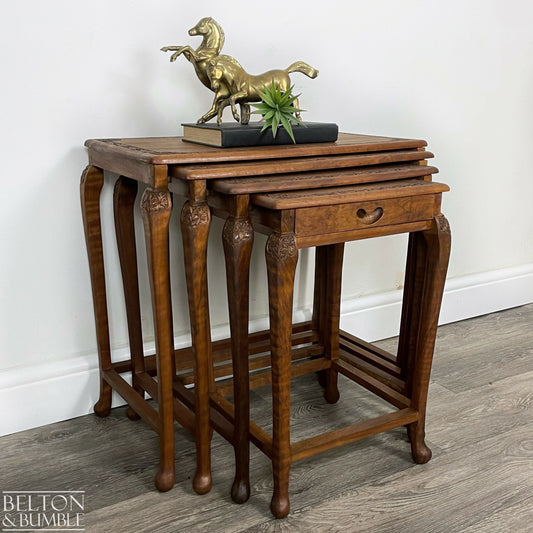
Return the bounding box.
[285,61,319,79]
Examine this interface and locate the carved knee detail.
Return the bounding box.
[223,216,253,247]
[140,188,171,218]
[266,233,298,265]
[180,201,210,229]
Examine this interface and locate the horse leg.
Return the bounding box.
[293,96,302,121]
[198,88,228,124]
[229,91,247,123]
[216,98,230,125]
[240,104,251,125]
[215,99,249,125]
[160,45,197,63]
[197,105,219,124]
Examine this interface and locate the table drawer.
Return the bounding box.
[295,194,437,236]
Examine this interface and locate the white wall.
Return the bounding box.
[1,0,533,435]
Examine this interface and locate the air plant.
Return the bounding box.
[252,84,304,143]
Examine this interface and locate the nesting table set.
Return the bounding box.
[81,133,450,518]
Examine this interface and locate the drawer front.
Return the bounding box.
[295,194,437,236]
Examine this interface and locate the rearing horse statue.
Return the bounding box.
[161,17,224,89]
[161,17,318,126]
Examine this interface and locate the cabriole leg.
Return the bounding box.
[113,176,144,421]
[80,165,112,417]
[181,193,213,495]
[406,215,451,463]
[141,187,175,491]
[223,214,254,504]
[266,232,298,519]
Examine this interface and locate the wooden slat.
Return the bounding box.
[340,344,401,379]
[112,322,320,386]
[340,349,406,393]
[204,406,235,445]
[165,379,235,443]
[102,369,159,432]
[289,357,332,378]
[210,393,273,458]
[111,358,157,375]
[136,372,196,435]
[109,323,316,377]
[339,335,401,377]
[334,359,411,409]
[340,329,398,364]
[111,359,133,374]
[215,354,330,397]
[290,408,419,462]
[184,343,324,387]
[174,322,316,372]
[171,380,194,410]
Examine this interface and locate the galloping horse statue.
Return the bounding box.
[206,55,317,125]
[161,17,318,125]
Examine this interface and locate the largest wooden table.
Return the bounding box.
[80,133,443,497]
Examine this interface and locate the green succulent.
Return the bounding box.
[252,84,304,143]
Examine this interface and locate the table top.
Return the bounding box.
[210,164,439,195]
[85,133,433,189]
[85,133,427,166]
[251,179,450,210]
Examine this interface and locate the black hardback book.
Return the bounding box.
[181,122,339,147]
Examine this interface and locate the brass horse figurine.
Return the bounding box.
[161,17,251,123]
[162,17,318,125]
[161,17,224,89]
[206,55,318,125]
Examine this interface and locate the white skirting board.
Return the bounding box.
[2,263,533,437]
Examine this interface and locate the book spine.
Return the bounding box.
[220,124,338,147]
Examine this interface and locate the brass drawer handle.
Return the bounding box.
[356,206,384,225]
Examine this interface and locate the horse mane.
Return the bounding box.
[204,17,225,53]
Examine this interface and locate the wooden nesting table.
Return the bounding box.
[81,133,450,516]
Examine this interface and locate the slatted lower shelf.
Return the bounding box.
[109,321,415,460]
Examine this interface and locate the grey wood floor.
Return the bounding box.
[2,304,532,532]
